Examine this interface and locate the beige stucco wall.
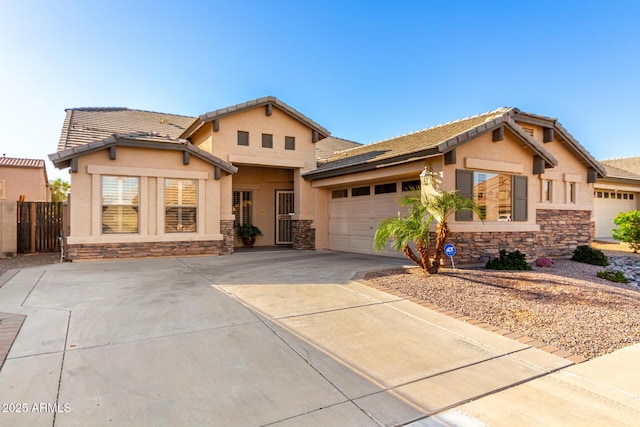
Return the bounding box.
[0,166,51,202]
[190,105,321,244]
[66,146,224,245]
[443,128,593,231]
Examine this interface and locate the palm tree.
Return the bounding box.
[374,190,482,274]
[374,194,432,270]
[423,191,483,273]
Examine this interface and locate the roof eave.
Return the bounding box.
[303,148,441,181]
[511,111,605,177]
[553,124,607,177]
[49,134,237,174]
[181,96,331,140]
[434,116,558,168]
[179,118,205,140]
[598,176,639,184]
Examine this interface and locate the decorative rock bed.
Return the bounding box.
[607,256,640,288]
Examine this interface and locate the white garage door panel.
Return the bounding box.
[349,237,376,253]
[328,235,350,252]
[328,190,408,257]
[595,197,637,238]
[349,220,373,234]
[329,219,350,234]
[329,203,348,218]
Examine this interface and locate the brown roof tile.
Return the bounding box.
[0,157,46,169]
[311,108,513,173]
[600,157,640,181]
[57,108,196,152]
[315,136,362,162]
[304,107,563,179]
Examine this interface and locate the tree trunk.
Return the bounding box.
[402,245,422,267]
[431,221,450,274]
[415,238,432,273]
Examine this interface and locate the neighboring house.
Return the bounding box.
[0,156,52,202]
[593,156,640,239]
[50,97,606,263]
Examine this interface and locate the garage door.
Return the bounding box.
[594,191,637,238]
[328,184,410,256]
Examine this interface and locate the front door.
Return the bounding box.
[276,190,294,244]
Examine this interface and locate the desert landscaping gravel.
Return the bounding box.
[0,253,61,280]
[365,257,640,360]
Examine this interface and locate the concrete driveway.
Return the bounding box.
[0,250,636,426]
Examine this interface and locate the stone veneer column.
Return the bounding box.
[292,220,315,250]
[535,209,592,257]
[220,220,235,255]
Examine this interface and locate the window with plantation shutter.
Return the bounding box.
[165,179,197,232]
[102,176,139,234]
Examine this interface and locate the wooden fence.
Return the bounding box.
[17,202,63,253]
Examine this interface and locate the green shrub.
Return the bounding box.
[597,270,629,284]
[571,245,609,266]
[486,249,532,271]
[612,210,640,253]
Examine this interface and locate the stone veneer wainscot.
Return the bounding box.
[443,209,592,264]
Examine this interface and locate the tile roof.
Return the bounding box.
[599,157,640,181]
[181,96,331,140]
[0,157,46,169]
[57,108,196,152]
[315,136,362,162]
[303,107,607,181]
[304,108,559,179]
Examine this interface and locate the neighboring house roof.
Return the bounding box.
[0,156,50,185]
[57,108,196,152]
[50,132,237,175]
[303,107,568,180]
[315,136,362,162]
[180,96,331,140]
[599,157,640,182]
[0,157,46,169]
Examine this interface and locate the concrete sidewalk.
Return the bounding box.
[0,250,638,426]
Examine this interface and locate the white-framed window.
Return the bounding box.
[473,172,512,221]
[456,169,527,222]
[0,180,5,199]
[102,176,139,234]
[232,190,252,227]
[569,182,576,204]
[542,179,552,202]
[165,179,197,233]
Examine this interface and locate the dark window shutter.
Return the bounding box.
[455,169,473,221]
[512,175,528,221]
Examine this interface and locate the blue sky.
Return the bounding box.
[1,1,639,181]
